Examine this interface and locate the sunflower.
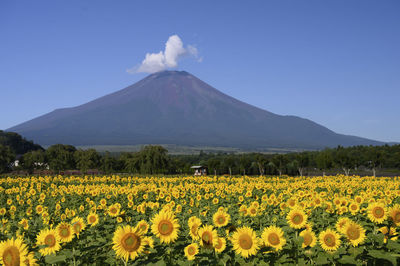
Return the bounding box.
[344,221,366,247]
[142,236,154,249]
[188,217,202,240]
[151,210,180,244]
[19,219,29,230]
[348,202,360,215]
[287,208,307,229]
[35,205,44,214]
[71,217,86,237]
[112,225,144,262]
[56,222,74,243]
[213,210,230,228]
[319,229,341,252]
[379,226,398,243]
[239,205,247,216]
[0,237,28,266]
[108,204,120,217]
[247,206,258,217]
[389,204,400,226]
[198,225,218,247]
[335,217,351,234]
[87,212,99,227]
[24,252,37,266]
[367,202,387,223]
[231,226,259,258]
[136,220,150,234]
[214,237,226,253]
[299,229,317,248]
[262,226,286,251]
[184,243,199,261]
[36,228,61,256]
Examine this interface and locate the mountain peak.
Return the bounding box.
[7,72,383,148]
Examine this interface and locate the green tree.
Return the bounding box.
[0,144,15,174]
[46,144,76,172]
[315,149,333,176]
[21,150,47,174]
[74,149,101,173]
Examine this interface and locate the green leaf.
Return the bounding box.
[368,250,397,265]
[387,239,400,252]
[314,254,329,265]
[338,255,357,265]
[45,254,67,264]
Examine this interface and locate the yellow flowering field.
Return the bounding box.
[1,175,400,265]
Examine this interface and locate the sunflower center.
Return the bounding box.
[187,246,196,255]
[44,234,56,247]
[217,216,225,225]
[3,247,20,266]
[74,223,82,232]
[347,226,360,240]
[158,220,173,236]
[191,225,198,235]
[239,234,253,250]
[351,205,357,210]
[303,233,312,246]
[250,208,256,214]
[292,214,303,224]
[394,212,400,222]
[268,233,280,245]
[89,216,96,223]
[323,234,336,247]
[60,227,70,237]
[110,208,117,214]
[373,207,384,218]
[215,239,222,249]
[121,233,140,252]
[202,232,212,244]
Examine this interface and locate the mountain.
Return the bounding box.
[7,70,384,149]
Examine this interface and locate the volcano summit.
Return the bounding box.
[8,71,383,149]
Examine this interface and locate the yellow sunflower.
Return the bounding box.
[198,225,218,247]
[379,226,398,243]
[151,210,180,244]
[0,237,28,266]
[299,229,317,248]
[319,229,341,252]
[56,222,74,243]
[214,237,226,253]
[348,202,360,215]
[36,228,61,256]
[87,212,99,227]
[71,217,86,237]
[188,216,202,240]
[231,226,259,258]
[247,206,258,217]
[213,210,230,228]
[184,243,199,261]
[335,217,351,234]
[108,204,120,217]
[287,208,308,229]
[389,204,400,226]
[24,252,38,266]
[19,219,29,230]
[262,225,286,251]
[367,202,387,224]
[344,221,366,247]
[136,220,150,234]
[112,225,144,262]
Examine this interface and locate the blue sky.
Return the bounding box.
[1,0,399,142]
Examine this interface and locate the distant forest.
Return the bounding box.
[0,131,399,176]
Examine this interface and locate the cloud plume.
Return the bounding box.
[127,35,199,74]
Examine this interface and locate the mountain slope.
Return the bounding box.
[8,71,384,149]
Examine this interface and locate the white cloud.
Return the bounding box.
[127,35,200,74]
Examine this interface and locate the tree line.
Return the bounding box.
[1,141,399,176]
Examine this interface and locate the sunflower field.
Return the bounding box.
[1,175,400,265]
